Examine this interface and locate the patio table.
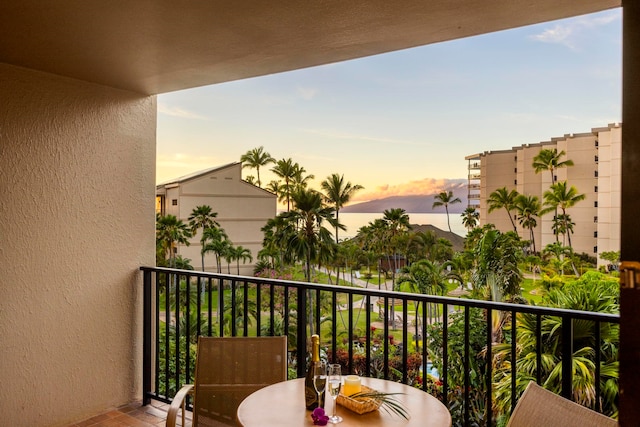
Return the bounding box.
[237,377,451,427]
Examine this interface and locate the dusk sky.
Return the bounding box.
[157,8,621,204]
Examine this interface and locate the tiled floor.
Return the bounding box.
[68,400,192,427]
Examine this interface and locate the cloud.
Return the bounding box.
[297,86,319,100]
[529,11,620,50]
[158,103,208,119]
[351,178,467,202]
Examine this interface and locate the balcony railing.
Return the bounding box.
[140,266,619,426]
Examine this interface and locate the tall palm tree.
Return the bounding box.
[240,146,274,188]
[291,163,314,192]
[461,206,480,231]
[230,245,253,275]
[202,227,229,273]
[188,205,219,271]
[320,173,364,243]
[532,148,574,184]
[432,190,462,233]
[281,188,342,282]
[487,187,519,232]
[514,194,541,253]
[271,158,297,211]
[156,214,192,267]
[542,181,586,250]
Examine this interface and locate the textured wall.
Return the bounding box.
[0,64,156,426]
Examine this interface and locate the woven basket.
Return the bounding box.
[336,385,382,414]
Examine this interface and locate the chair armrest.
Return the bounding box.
[166,384,194,427]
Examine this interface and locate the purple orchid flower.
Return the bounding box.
[311,407,330,426]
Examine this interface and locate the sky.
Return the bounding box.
[156,9,622,204]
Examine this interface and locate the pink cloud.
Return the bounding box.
[351,178,466,202]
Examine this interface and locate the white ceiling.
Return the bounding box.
[0,0,620,95]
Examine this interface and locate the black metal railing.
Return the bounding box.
[140,266,619,426]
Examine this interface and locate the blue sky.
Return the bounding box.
[157,9,621,203]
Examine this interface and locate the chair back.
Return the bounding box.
[507,381,617,427]
[193,336,288,426]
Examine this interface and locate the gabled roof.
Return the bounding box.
[156,162,239,188]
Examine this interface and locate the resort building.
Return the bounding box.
[466,123,621,263]
[156,162,277,274]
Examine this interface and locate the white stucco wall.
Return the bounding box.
[0,64,156,426]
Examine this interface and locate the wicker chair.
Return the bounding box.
[507,381,617,427]
[166,336,288,427]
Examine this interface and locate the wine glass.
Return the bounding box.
[312,361,327,409]
[327,364,343,424]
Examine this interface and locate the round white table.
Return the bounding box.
[237,377,451,426]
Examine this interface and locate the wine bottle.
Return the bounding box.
[304,334,324,410]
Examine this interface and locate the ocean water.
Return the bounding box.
[336,212,467,240]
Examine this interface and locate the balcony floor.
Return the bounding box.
[69,400,192,427]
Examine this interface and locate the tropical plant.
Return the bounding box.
[514,194,541,254]
[461,207,480,231]
[230,245,253,275]
[492,271,619,420]
[280,188,342,283]
[432,190,462,233]
[532,148,574,184]
[542,181,586,250]
[188,205,220,271]
[600,251,620,272]
[320,173,364,243]
[202,226,230,273]
[240,146,275,188]
[271,158,298,211]
[487,187,519,232]
[156,214,193,267]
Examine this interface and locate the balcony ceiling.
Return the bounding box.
[0,0,620,95]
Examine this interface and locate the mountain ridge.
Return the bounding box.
[342,187,468,214]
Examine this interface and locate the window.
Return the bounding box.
[594,170,598,177]
[514,167,517,173]
[594,201,598,208]
[595,139,599,147]
[554,175,557,182]
[514,180,517,185]
[595,155,599,162]
[595,186,598,193]
[172,199,178,206]
[594,216,598,223]
[594,246,598,254]
[594,231,598,238]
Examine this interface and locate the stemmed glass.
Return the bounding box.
[327,364,343,424]
[312,361,327,410]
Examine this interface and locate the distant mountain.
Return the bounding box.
[342,185,468,214]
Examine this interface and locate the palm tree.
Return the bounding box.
[532,148,574,184]
[271,158,297,211]
[202,227,229,273]
[156,214,192,267]
[542,181,586,250]
[461,206,480,231]
[281,188,342,282]
[240,146,274,188]
[188,205,219,271]
[514,194,541,254]
[230,245,253,274]
[487,187,519,232]
[432,190,462,233]
[320,173,364,243]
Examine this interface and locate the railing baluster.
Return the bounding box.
[296,285,307,379]
[142,269,152,405]
[348,293,354,373]
[464,306,470,426]
[511,309,517,414]
[365,294,372,377]
[536,314,542,385]
[383,296,390,379]
[486,307,492,427]
[402,299,409,384]
[243,279,249,336]
[595,320,602,411]
[185,274,191,384]
[442,303,448,407]
[256,282,262,336]
[331,292,337,364]
[561,315,574,400]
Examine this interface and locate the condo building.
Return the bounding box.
[466,123,621,264]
